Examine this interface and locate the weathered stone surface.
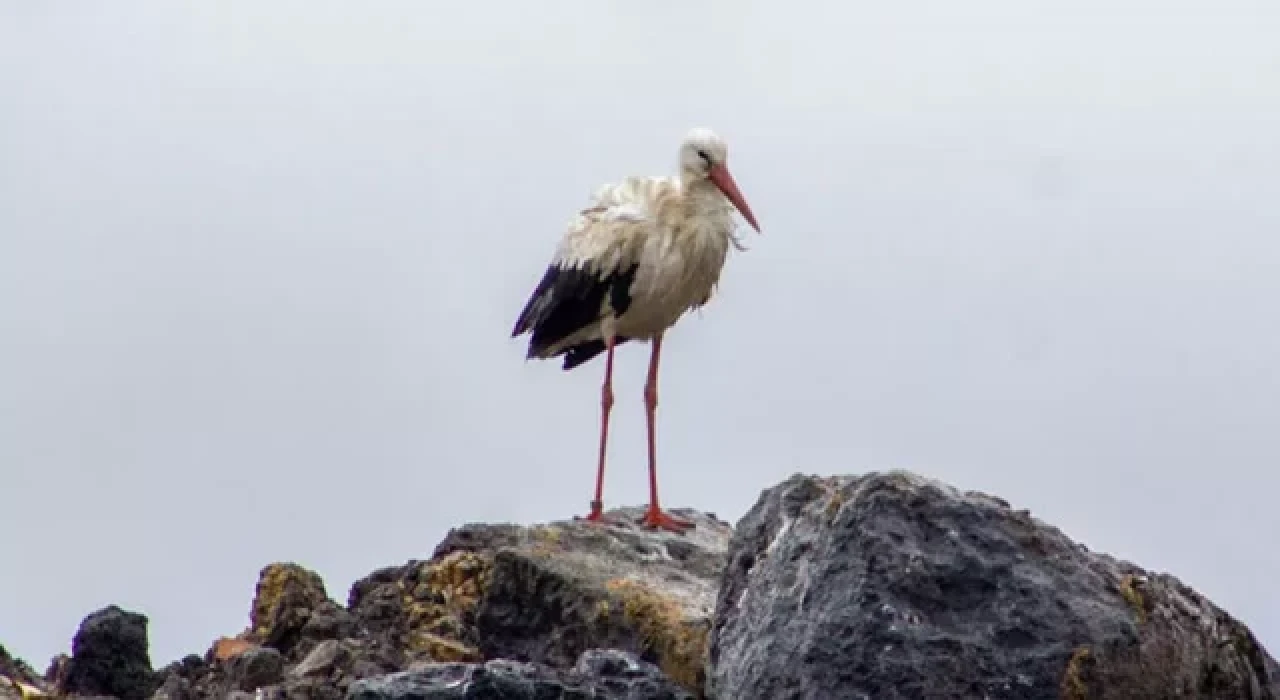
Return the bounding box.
[228,645,284,692]
[708,471,1280,700]
[60,605,156,700]
[140,510,719,698]
[0,644,48,698]
[251,563,335,656]
[346,649,694,700]
[427,506,731,693]
[291,640,348,679]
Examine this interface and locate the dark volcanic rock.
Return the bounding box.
[61,605,156,700]
[349,507,730,694]
[251,563,337,657]
[228,646,285,692]
[347,649,694,700]
[708,471,1280,700]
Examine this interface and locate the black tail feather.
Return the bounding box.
[511,261,639,353]
[562,337,630,370]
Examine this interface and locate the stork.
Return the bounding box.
[511,127,761,533]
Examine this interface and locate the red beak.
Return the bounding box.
[708,163,761,233]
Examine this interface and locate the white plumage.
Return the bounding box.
[511,127,761,533]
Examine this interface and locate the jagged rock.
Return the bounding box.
[422,506,730,693]
[251,563,336,658]
[708,471,1280,700]
[347,649,694,700]
[60,605,156,700]
[291,640,348,679]
[228,646,284,692]
[1,644,48,699]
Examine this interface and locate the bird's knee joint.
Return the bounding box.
[601,386,615,410]
[644,387,658,408]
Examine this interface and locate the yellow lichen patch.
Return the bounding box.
[530,525,566,558]
[249,563,327,642]
[407,631,482,662]
[824,489,846,523]
[532,524,564,546]
[424,551,490,612]
[1118,575,1147,624]
[605,577,707,693]
[1061,646,1093,700]
[2,677,50,700]
[398,551,493,660]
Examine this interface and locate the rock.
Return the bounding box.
[60,605,156,700]
[149,671,193,700]
[251,563,334,656]
[341,507,729,695]
[410,506,730,692]
[708,471,1280,699]
[1,644,48,698]
[346,649,694,700]
[211,637,255,663]
[227,646,284,692]
[291,640,348,679]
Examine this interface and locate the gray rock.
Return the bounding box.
[0,645,42,687]
[149,671,193,700]
[346,650,693,700]
[708,471,1280,699]
[229,646,285,692]
[251,563,334,658]
[302,602,356,643]
[61,605,156,700]
[345,507,729,693]
[291,640,348,679]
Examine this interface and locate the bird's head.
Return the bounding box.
[679,127,761,233]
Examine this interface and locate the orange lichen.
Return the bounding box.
[604,577,707,693]
[212,636,256,662]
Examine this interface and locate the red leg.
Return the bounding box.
[581,336,616,522]
[640,333,693,533]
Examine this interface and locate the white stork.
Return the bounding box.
[511,127,761,533]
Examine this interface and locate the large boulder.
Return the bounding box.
[350,506,731,694]
[708,471,1280,699]
[151,507,728,699]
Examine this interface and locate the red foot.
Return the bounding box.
[574,501,608,524]
[640,507,694,534]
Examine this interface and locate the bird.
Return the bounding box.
[511,127,761,533]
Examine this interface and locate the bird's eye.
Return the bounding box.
[696,149,711,165]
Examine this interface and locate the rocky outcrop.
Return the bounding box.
[1,644,49,700]
[3,470,1276,700]
[347,650,693,700]
[708,471,1280,699]
[48,606,156,700]
[152,506,729,699]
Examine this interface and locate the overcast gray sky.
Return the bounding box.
[3,0,1279,668]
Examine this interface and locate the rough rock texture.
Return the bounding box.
[59,605,156,700]
[1,644,51,699]
[146,507,727,699]
[348,650,694,700]
[708,471,1280,700]
[336,506,730,695]
[7,472,1277,699]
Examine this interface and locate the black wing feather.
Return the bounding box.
[511,261,639,370]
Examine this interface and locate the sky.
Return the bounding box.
[2,0,1279,669]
